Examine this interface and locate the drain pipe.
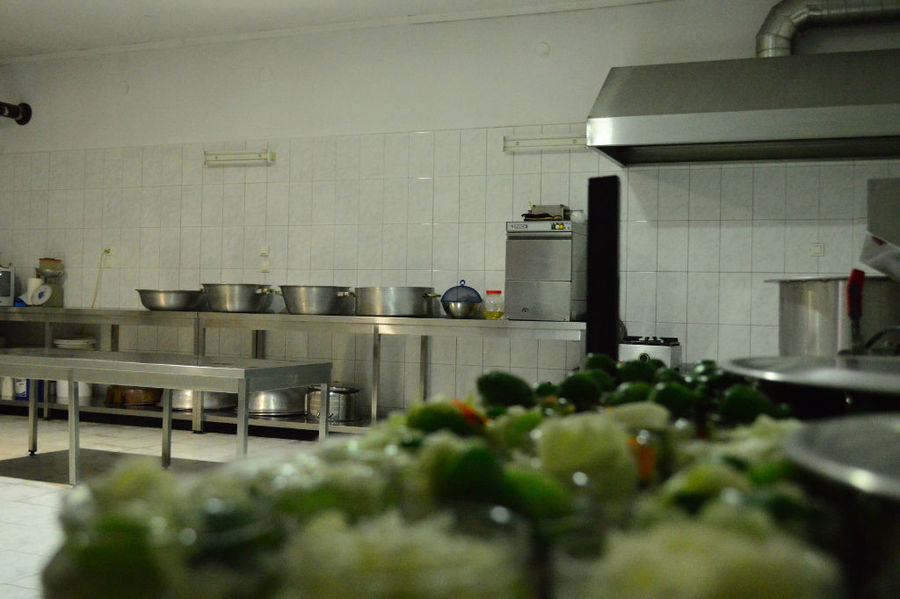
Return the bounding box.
[757,0,900,57]
[0,101,31,125]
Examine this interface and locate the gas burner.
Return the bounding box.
[621,336,680,347]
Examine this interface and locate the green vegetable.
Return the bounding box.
[501,467,574,520]
[584,353,618,378]
[607,381,652,406]
[534,381,558,399]
[719,385,776,425]
[585,368,615,392]
[477,371,536,408]
[617,360,657,384]
[436,443,506,503]
[406,402,475,436]
[489,407,544,449]
[648,382,697,419]
[556,372,603,411]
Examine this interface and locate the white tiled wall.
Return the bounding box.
[2,125,897,413]
[621,159,900,364]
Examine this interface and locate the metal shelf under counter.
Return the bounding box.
[0,307,201,352]
[2,309,586,434]
[198,312,587,423]
[0,396,372,434]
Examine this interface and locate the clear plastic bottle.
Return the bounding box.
[482,290,504,320]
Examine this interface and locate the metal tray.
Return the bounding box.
[783,413,900,501]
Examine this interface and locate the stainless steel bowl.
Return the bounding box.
[442,300,482,319]
[355,286,439,316]
[136,289,206,311]
[248,388,305,416]
[281,285,356,315]
[203,284,275,313]
[170,389,237,411]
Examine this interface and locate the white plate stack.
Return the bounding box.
[54,338,96,406]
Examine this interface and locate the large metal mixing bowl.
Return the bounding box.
[136,289,206,311]
[281,285,356,315]
[203,284,275,313]
[442,300,482,319]
[170,389,237,411]
[248,388,305,416]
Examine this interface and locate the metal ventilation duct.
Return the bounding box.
[586,1,900,166]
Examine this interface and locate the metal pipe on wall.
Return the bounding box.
[757,0,900,57]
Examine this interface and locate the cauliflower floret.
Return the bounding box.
[578,522,841,599]
[279,510,527,599]
[535,412,638,502]
[606,401,671,431]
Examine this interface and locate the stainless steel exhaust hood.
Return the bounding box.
[586,48,900,165]
[587,0,900,166]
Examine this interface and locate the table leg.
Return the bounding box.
[193,325,207,434]
[191,389,205,434]
[419,336,429,403]
[161,388,172,468]
[371,327,381,424]
[27,379,38,455]
[236,381,249,458]
[317,382,329,440]
[43,324,52,421]
[68,380,80,486]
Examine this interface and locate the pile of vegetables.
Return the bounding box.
[42,356,845,599]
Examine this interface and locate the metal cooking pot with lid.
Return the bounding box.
[355,286,439,317]
[770,275,900,356]
[304,384,360,423]
[203,283,276,313]
[281,285,355,315]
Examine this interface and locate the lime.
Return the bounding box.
[476,371,536,408]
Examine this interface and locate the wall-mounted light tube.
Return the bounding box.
[203,148,276,166]
[502,135,588,153]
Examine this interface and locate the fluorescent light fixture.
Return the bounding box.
[203,148,276,166]
[502,135,588,153]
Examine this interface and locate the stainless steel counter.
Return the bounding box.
[1,308,587,431]
[0,348,330,485]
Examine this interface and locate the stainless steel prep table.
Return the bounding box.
[0,348,331,485]
[1,308,586,432]
[199,312,586,423]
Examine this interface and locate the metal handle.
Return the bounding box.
[423,293,441,298]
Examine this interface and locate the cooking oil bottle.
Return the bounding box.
[482,289,504,320]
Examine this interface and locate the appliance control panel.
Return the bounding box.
[507,221,572,233]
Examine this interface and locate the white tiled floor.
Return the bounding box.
[0,414,315,598]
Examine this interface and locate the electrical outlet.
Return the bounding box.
[810,243,825,257]
[260,260,270,273]
[259,246,270,257]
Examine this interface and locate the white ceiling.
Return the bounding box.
[0,0,663,63]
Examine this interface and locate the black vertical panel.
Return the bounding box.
[586,175,620,359]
